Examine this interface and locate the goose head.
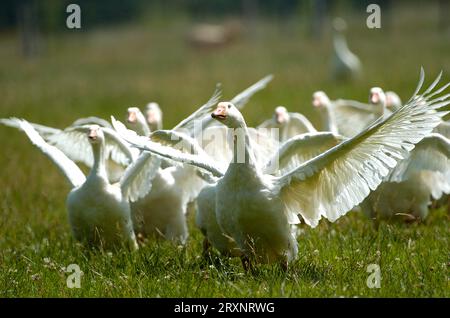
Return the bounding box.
[145,102,162,130]
[127,107,146,126]
[312,91,331,109]
[127,107,150,136]
[274,106,290,125]
[369,87,386,108]
[332,17,347,33]
[211,102,245,128]
[87,125,104,145]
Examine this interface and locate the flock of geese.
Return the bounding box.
[1,69,449,269]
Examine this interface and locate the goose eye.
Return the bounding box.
[228,104,232,109]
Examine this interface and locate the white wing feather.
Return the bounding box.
[176,75,273,134]
[46,125,135,168]
[265,132,345,175]
[11,119,86,188]
[120,153,161,202]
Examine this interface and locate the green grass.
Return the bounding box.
[0,3,449,297]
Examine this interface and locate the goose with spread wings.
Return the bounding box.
[130,69,449,267]
[361,133,450,221]
[112,75,274,243]
[0,115,137,183]
[4,120,153,250]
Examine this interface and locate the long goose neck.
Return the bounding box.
[138,118,151,136]
[230,123,257,169]
[319,104,338,134]
[334,32,348,53]
[89,140,108,180]
[149,120,162,132]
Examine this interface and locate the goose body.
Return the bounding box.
[331,18,362,80]
[195,185,240,256]
[67,166,136,248]
[130,166,188,242]
[216,160,297,264]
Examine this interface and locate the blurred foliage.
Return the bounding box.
[0,0,403,31]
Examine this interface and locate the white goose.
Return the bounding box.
[145,102,163,131]
[361,133,450,221]
[131,69,449,268]
[385,91,403,111]
[7,120,148,250]
[312,87,389,137]
[126,107,151,137]
[331,17,362,80]
[258,106,317,142]
[113,75,274,243]
[0,116,137,183]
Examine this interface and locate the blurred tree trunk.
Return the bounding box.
[439,0,450,35]
[310,0,327,40]
[17,0,41,58]
[242,0,259,38]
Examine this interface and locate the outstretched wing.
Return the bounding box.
[230,74,273,109]
[287,112,318,134]
[71,116,112,129]
[120,152,161,202]
[176,75,273,135]
[275,69,450,227]
[114,115,225,178]
[332,100,379,137]
[129,138,225,179]
[172,84,222,132]
[0,118,61,139]
[46,125,136,168]
[388,133,450,199]
[9,118,85,188]
[264,132,345,175]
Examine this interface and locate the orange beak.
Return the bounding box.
[127,111,137,123]
[276,113,284,124]
[370,93,379,104]
[147,112,155,123]
[312,98,321,107]
[88,129,97,140]
[211,104,227,120]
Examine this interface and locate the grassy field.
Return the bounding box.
[0,3,449,297]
